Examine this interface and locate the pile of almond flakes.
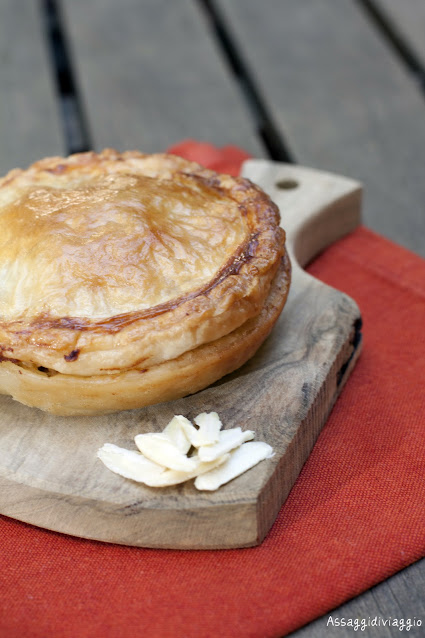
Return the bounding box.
[97,412,274,491]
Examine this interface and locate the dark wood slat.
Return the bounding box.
[0,1,63,175]
[41,0,93,154]
[196,0,295,162]
[379,0,425,63]
[216,0,425,257]
[63,0,264,157]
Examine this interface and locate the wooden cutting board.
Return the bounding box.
[0,161,362,549]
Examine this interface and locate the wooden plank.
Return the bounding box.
[62,0,264,157]
[0,1,63,175]
[217,0,425,257]
[379,0,425,61]
[0,162,361,549]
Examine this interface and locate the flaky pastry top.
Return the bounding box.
[0,149,286,375]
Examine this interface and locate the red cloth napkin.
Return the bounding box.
[1,142,425,638]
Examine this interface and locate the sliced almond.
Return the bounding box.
[198,427,255,462]
[162,415,192,454]
[194,441,274,491]
[177,418,201,447]
[134,433,197,472]
[142,453,230,487]
[97,443,166,482]
[192,412,222,446]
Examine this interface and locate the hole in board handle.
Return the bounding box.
[275,178,299,190]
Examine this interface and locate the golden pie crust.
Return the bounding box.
[0,149,290,415]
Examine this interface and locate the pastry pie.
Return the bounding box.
[0,149,290,415]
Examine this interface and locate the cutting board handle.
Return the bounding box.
[242,160,362,269]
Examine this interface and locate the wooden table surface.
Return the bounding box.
[1,1,424,636]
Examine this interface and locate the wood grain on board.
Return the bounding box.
[216,0,425,257]
[0,162,362,549]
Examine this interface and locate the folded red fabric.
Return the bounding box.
[1,142,424,638]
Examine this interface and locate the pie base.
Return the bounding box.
[0,255,290,416]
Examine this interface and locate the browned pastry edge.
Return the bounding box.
[0,254,291,416]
